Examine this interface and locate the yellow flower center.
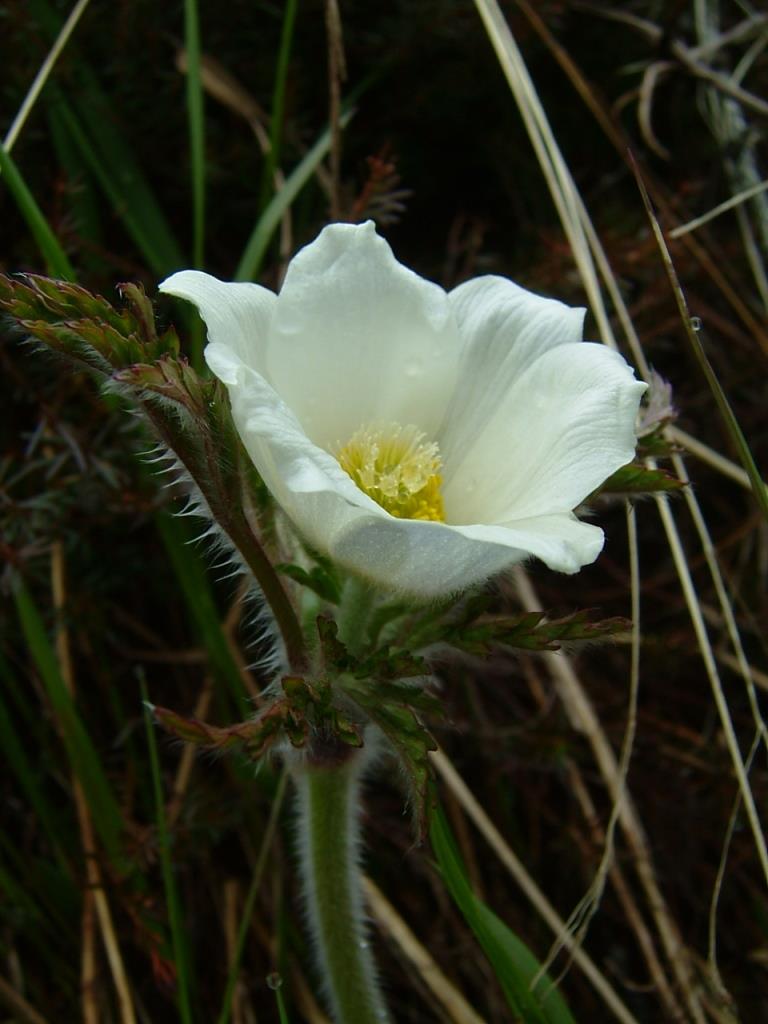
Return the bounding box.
[336,423,445,522]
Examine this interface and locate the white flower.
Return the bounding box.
[160,222,646,598]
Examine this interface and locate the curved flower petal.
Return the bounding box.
[218,353,603,595]
[439,276,585,467]
[224,363,605,593]
[159,270,276,375]
[164,225,646,598]
[223,360,382,519]
[444,342,646,524]
[331,514,604,596]
[264,221,461,450]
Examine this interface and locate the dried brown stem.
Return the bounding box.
[325,0,346,220]
[51,541,137,1024]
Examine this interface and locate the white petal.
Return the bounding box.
[159,270,276,376]
[211,351,606,596]
[439,276,585,467]
[223,361,382,521]
[331,514,604,596]
[444,342,646,524]
[264,221,461,450]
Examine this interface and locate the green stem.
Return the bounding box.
[295,751,389,1024]
[336,576,376,657]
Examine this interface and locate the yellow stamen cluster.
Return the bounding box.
[336,423,445,522]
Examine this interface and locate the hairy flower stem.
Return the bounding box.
[294,747,389,1024]
[142,404,307,671]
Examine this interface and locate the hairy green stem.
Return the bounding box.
[142,404,306,671]
[295,751,389,1024]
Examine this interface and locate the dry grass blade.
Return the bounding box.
[536,504,643,986]
[511,565,707,1024]
[670,453,768,747]
[325,0,346,220]
[51,542,137,1024]
[166,677,213,829]
[632,160,768,527]
[563,764,684,1020]
[0,975,50,1024]
[472,0,615,349]
[431,749,641,1024]
[517,0,768,363]
[650,485,768,890]
[666,427,758,491]
[670,39,768,118]
[175,49,293,265]
[3,0,93,152]
[471,3,714,1018]
[669,179,768,239]
[362,876,488,1024]
[706,733,762,1023]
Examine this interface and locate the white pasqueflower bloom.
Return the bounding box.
[160,222,646,598]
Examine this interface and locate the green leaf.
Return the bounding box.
[151,702,292,760]
[316,616,353,672]
[358,646,428,681]
[595,462,685,496]
[431,804,578,1024]
[0,274,179,371]
[277,560,343,604]
[340,675,437,835]
[183,0,206,270]
[635,426,678,458]
[0,142,76,280]
[446,608,630,657]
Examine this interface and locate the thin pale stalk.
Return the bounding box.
[325,0,346,220]
[184,0,205,269]
[634,164,768,526]
[0,977,50,1024]
[362,876,486,1024]
[51,542,136,1024]
[512,567,707,1024]
[3,0,92,152]
[537,503,643,986]
[430,749,640,1024]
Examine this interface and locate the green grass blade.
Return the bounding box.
[633,160,768,527]
[184,0,205,270]
[183,0,205,369]
[13,580,124,865]
[0,141,75,279]
[430,802,578,1024]
[51,95,183,278]
[273,983,291,1024]
[235,109,354,282]
[156,512,250,717]
[142,686,195,1024]
[259,0,299,208]
[30,0,185,275]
